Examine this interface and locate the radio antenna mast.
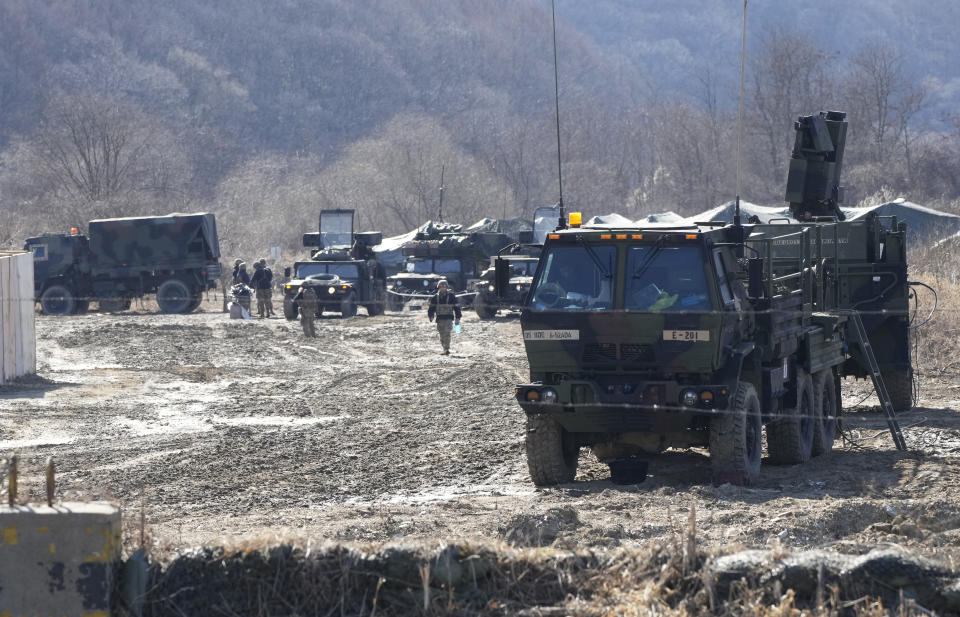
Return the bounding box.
[437,164,445,223]
[551,0,566,230]
[734,0,748,230]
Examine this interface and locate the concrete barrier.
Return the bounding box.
[0,250,36,385]
[0,502,120,616]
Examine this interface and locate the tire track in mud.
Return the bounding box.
[7,303,960,556]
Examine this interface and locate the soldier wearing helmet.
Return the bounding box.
[249,260,272,318]
[258,258,275,317]
[427,279,461,355]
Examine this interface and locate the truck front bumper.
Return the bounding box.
[516,380,731,433]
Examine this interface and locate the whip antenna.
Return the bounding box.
[551,0,566,229]
[734,0,748,228]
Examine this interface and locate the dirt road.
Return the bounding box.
[3,300,960,559]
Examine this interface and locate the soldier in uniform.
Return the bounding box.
[249,261,271,318]
[232,258,243,283]
[294,284,318,337]
[428,279,461,355]
[258,258,275,317]
[236,262,251,286]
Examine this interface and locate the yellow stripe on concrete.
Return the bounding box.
[1,527,16,545]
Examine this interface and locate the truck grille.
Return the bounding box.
[621,343,655,367]
[582,343,617,369]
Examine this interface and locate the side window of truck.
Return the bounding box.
[713,250,734,305]
[31,244,47,261]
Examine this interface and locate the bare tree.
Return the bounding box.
[750,29,834,188]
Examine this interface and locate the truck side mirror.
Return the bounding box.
[494,257,510,298]
[283,267,291,277]
[747,257,765,299]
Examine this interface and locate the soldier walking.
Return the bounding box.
[294,285,318,337]
[259,258,275,317]
[250,261,271,318]
[428,280,461,355]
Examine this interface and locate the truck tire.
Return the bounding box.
[812,370,837,455]
[156,279,193,313]
[74,300,89,314]
[340,293,357,318]
[475,292,496,319]
[40,285,76,315]
[767,369,815,465]
[387,292,404,312]
[283,296,299,320]
[883,369,914,412]
[366,301,384,317]
[525,414,579,486]
[709,382,762,485]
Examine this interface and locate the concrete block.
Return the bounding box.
[0,502,120,616]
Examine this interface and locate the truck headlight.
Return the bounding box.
[516,284,523,291]
[327,287,335,295]
[541,388,558,404]
[681,389,698,407]
[488,284,495,292]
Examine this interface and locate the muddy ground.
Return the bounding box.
[3,296,960,563]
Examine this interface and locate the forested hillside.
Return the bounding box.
[2,0,958,255]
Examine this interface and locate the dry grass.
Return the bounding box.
[132,525,954,617]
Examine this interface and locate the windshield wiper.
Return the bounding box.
[578,237,612,278]
[631,235,666,281]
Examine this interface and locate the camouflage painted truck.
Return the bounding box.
[507,111,913,486]
[282,209,387,319]
[25,213,222,315]
[385,225,513,311]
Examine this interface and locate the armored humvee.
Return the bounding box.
[25,213,222,315]
[475,206,560,318]
[508,111,914,486]
[283,209,386,319]
[385,226,513,311]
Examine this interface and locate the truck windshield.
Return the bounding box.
[327,264,360,280]
[529,245,615,311]
[296,263,360,280]
[625,246,712,312]
[434,259,461,273]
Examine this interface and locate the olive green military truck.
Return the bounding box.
[25,213,221,315]
[508,111,913,486]
[283,209,386,319]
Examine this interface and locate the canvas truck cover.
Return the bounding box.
[87,212,220,271]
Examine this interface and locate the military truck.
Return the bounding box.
[385,226,513,311]
[474,206,560,318]
[25,213,222,315]
[283,209,386,319]
[507,111,914,486]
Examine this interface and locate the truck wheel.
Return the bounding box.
[883,369,914,412]
[812,370,837,455]
[525,414,578,486]
[283,296,299,320]
[74,300,89,314]
[340,293,357,318]
[387,293,404,312]
[767,369,815,465]
[40,285,76,315]
[156,279,193,313]
[709,382,762,485]
[366,301,384,317]
[475,293,496,319]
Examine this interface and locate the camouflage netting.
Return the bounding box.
[138,541,960,616]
